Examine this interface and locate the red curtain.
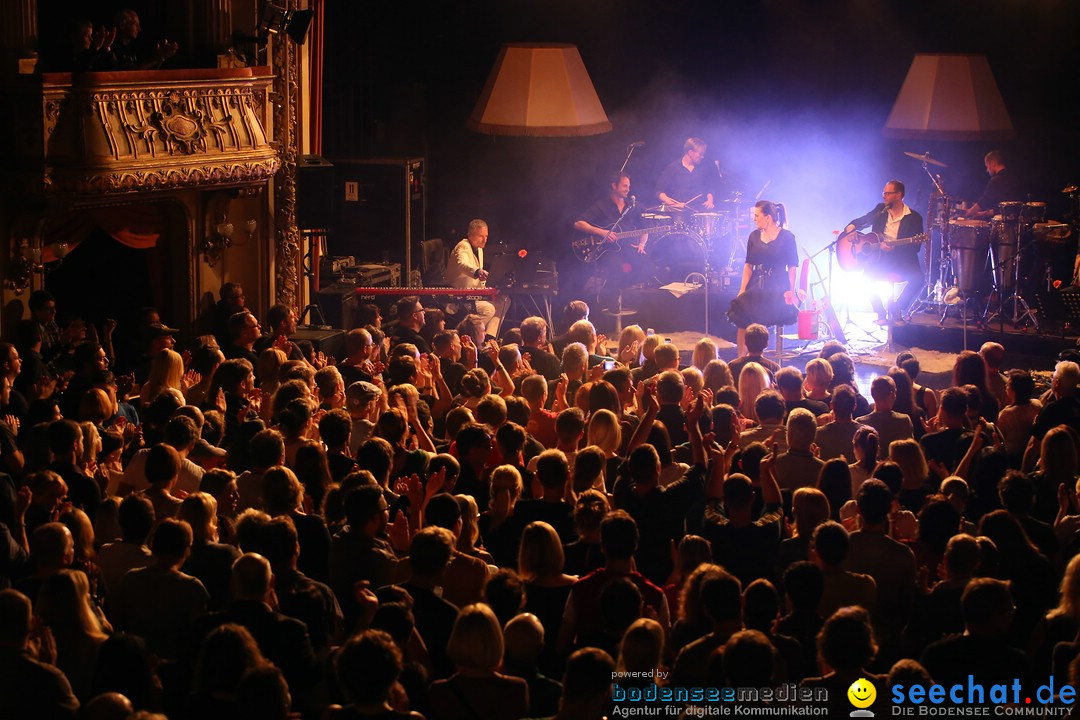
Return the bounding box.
[42,204,165,261]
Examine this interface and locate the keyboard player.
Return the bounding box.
[447,218,510,339]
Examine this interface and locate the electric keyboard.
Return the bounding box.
[354,286,498,301]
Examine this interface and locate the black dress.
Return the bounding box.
[728,228,799,328]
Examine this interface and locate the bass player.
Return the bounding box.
[842,180,925,326]
[573,171,650,311]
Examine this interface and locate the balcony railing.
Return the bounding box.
[16,67,280,197]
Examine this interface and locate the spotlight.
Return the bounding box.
[251,3,314,45]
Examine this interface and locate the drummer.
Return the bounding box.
[655,137,718,212]
[965,150,1024,220]
[843,180,925,326]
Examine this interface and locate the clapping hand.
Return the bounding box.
[181,369,201,391]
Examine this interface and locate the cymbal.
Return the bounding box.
[904,151,947,168]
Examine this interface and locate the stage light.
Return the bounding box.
[252,3,314,45]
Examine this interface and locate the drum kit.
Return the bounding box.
[640,201,747,286]
[902,151,1075,330]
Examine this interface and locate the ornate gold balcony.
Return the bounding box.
[19,67,279,197]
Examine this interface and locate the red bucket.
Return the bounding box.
[797,309,819,340]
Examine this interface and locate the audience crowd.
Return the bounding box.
[2,287,1080,719]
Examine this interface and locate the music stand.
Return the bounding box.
[1041,287,1080,347]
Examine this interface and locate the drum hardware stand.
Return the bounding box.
[999,235,1040,330]
[942,286,972,351]
[298,229,328,327]
[906,167,951,320]
[981,243,1007,335]
[683,229,715,337]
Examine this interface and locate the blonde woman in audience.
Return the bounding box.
[257,347,289,397]
[617,324,647,366]
[58,507,106,605]
[681,367,705,396]
[738,362,771,425]
[428,603,529,720]
[480,465,526,567]
[456,494,496,565]
[804,358,833,405]
[35,569,110,700]
[692,338,719,372]
[617,618,666,684]
[889,439,931,512]
[519,521,578,671]
[140,348,197,407]
[587,409,622,460]
[702,359,734,395]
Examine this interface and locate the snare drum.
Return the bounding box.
[948,220,991,293]
[640,212,672,230]
[1022,202,1047,226]
[691,212,724,239]
[998,202,1023,222]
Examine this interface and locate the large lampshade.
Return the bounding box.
[468,43,612,137]
[883,54,1014,141]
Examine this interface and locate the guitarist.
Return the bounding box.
[843,180,925,326]
[573,172,649,309]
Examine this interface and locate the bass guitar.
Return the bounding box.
[571,223,680,263]
[836,230,927,272]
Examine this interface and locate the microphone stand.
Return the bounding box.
[594,197,637,314]
[619,144,640,174]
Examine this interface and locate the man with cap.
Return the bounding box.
[346,380,384,456]
[390,296,431,355]
[133,321,179,383]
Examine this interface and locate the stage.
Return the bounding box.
[598,285,1071,382]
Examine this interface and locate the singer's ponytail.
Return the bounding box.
[754,200,787,228]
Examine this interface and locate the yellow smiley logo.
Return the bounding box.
[847,678,876,709]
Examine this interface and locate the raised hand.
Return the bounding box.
[386,512,411,553]
[555,374,569,404]
[643,381,660,416]
[618,340,640,364]
[680,384,695,411]
[181,369,201,391]
[686,392,705,425]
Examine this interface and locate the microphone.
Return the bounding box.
[714,160,724,178]
[629,141,646,148]
[755,179,771,201]
[629,194,637,207]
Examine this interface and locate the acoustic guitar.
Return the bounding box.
[836,230,927,272]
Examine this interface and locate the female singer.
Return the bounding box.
[728,200,800,356]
